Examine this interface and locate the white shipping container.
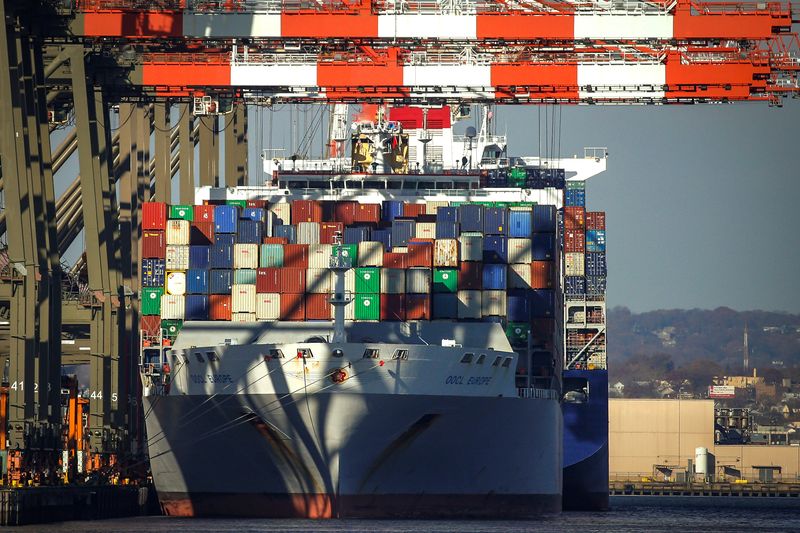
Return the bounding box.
[392,246,408,254]
[234,243,259,269]
[160,294,185,320]
[565,253,585,276]
[457,290,482,319]
[459,234,483,261]
[268,202,291,226]
[508,263,532,289]
[406,268,432,294]
[425,200,448,214]
[415,222,436,239]
[166,271,186,296]
[256,293,280,320]
[358,241,384,267]
[231,284,256,313]
[434,239,459,267]
[165,219,190,245]
[165,245,189,270]
[380,268,406,294]
[306,268,331,293]
[297,222,321,245]
[509,205,534,212]
[231,312,256,323]
[482,290,507,317]
[508,238,532,264]
[308,244,333,269]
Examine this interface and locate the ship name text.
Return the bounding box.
[190,373,233,384]
[445,375,492,386]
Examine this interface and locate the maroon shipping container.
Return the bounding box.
[263,237,289,245]
[291,200,323,224]
[383,252,408,270]
[280,267,306,293]
[305,293,331,320]
[530,318,555,344]
[320,222,343,244]
[280,292,305,321]
[142,202,167,230]
[406,294,431,320]
[586,211,606,230]
[333,201,357,226]
[563,206,585,229]
[246,199,267,208]
[140,315,161,337]
[407,241,433,268]
[380,294,407,321]
[194,204,215,223]
[402,203,426,218]
[354,203,380,223]
[142,231,166,258]
[283,244,310,268]
[191,221,215,245]
[564,229,585,253]
[256,268,281,293]
[209,294,232,320]
[531,261,554,289]
[458,261,483,290]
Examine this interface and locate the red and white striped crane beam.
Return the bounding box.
[71,0,794,42]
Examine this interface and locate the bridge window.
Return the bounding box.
[502,357,513,368]
[363,348,380,359]
[392,349,408,360]
[297,348,314,358]
[264,349,284,362]
[476,354,486,364]
[491,356,502,367]
[194,352,205,363]
[206,351,219,362]
[460,353,474,363]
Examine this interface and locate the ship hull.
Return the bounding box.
[144,392,562,518]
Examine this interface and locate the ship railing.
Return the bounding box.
[517,387,559,400]
[583,147,608,160]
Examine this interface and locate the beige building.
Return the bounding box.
[610,399,800,481]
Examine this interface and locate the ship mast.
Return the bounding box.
[329,232,352,343]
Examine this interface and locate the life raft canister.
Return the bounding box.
[331,368,348,384]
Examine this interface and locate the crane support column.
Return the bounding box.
[153,102,171,203]
[225,103,247,186]
[198,115,218,187]
[178,103,194,204]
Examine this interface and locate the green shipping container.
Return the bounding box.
[566,181,586,190]
[508,168,526,186]
[161,319,183,338]
[355,294,379,321]
[234,268,257,285]
[142,287,164,315]
[260,244,284,267]
[510,201,536,208]
[333,244,358,268]
[226,199,247,208]
[355,267,380,293]
[433,268,458,293]
[506,322,531,347]
[169,205,194,221]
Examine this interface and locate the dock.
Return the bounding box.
[610,481,800,498]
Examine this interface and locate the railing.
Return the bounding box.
[584,147,608,160]
[610,472,800,483]
[517,387,559,400]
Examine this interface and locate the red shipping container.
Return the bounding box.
[564,229,585,253]
[305,293,331,320]
[333,201,357,226]
[194,204,215,223]
[140,315,161,337]
[263,237,289,245]
[380,294,407,321]
[563,206,585,229]
[383,252,408,269]
[291,200,323,224]
[280,268,306,293]
[531,261,554,289]
[191,221,215,245]
[406,294,431,320]
[586,211,606,230]
[246,199,267,208]
[458,261,483,290]
[209,294,232,321]
[256,268,281,293]
[142,202,167,230]
[320,222,343,244]
[283,244,309,268]
[142,231,166,258]
[402,203,426,218]
[280,292,305,321]
[354,203,380,223]
[407,241,433,267]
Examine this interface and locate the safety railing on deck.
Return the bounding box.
[517,387,559,400]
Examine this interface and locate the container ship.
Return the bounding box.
[138,105,608,517]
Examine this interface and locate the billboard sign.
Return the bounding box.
[709,385,735,399]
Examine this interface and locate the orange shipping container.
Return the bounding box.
[263,237,288,245]
[530,261,554,289]
[407,241,433,268]
[354,203,380,223]
[305,293,331,320]
[383,252,408,269]
[193,204,215,223]
[586,211,606,230]
[291,200,323,224]
[380,294,406,321]
[280,292,305,321]
[320,222,343,244]
[283,244,309,268]
[280,268,306,293]
[191,221,214,245]
[209,294,232,320]
[333,201,357,225]
[403,203,426,218]
[563,206,585,229]
[406,294,431,320]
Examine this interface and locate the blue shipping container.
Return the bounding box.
[185,295,209,320]
[186,269,209,294]
[209,269,233,294]
[437,206,458,223]
[564,189,586,207]
[508,210,533,237]
[391,219,415,247]
[189,245,210,269]
[482,235,508,264]
[141,258,165,287]
[586,252,607,277]
[565,276,586,296]
[482,263,507,290]
[532,205,556,233]
[214,205,238,233]
[344,226,370,244]
[210,243,234,269]
[371,228,392,251]
[530,289,555,318]
[435,221,459,239]
[483,207,508,235]
[214,233,236,246]
[586,275,607,296]
[586,230,606,253]
[241,207,265,222]
[458,205,484,232]
[531,233,554,261]
[273,224,297,244]
[237,220,264,244]
[381,201,404,223]
[432,293,458,319]
[507,290,530,322]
